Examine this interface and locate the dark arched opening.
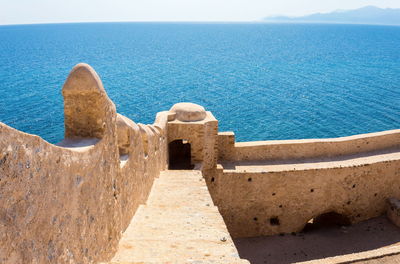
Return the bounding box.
[168,140,194,170]
[302,212,351,232]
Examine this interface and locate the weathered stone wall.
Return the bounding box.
[218,129,400,161]
[208,159,399,237]
[0,64,168,264]
[167,111,218,170]
[210,130,400,238]
[387,198,400,228]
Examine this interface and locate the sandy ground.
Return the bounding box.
[234,216,400,264]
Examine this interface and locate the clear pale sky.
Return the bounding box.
[1,0,400,25]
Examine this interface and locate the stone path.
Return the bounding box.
[222,147,400,172]
[105,170,248,263]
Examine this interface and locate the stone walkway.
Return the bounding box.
[105,170,248,263]
[221,147,400,172]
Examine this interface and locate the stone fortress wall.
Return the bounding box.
[217,130,400,161]
[208,130,400,237]
[0,63,399,263]
[0,64,169,264]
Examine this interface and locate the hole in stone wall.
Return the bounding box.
[168,139,194,170]
[270,217,280,226]
[119,154,129,168]
[248,177,252,182]
[211,177,215,182]
[302,212,351,232]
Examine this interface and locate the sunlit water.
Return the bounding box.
[0,23,399,143]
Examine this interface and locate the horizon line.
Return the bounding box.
[1,4,400,27]
[1,20,399,27]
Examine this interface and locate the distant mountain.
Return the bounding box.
[263,6,400,25]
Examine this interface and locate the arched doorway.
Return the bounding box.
[168,140,194,170]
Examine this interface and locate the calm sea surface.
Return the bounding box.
[0,23,399,143]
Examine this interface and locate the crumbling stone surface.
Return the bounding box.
[387,197,400,227]
[0,64,168,264]
[169,102,206,122]
[217,129,400,162]
[63,63,113,139]
[207,130,400,237]
[107,170,248,263]
[167,110,218,170]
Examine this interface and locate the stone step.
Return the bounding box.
[111,239,241,263]
[159,172,203,178]
[157,175,204,183]
[154,176,206,186]
[126,207,230,241]
[108,170,248,263]
[146,182,215,207]
[147,194,214,207]
[160,169,202,174]
[128,205,224,227]
[103,259,250,264]
[135,203,221,216]
[149,179,210,192]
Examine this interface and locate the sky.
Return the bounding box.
[1,0,400,25]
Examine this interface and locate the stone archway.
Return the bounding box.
[168,139,193,170]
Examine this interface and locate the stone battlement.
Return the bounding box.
[0,63,399,264]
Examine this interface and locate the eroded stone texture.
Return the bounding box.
[206,130,400,237]
[167,111,218,170]
[217,129,400,161]
[0,64,168,264]
[387,197,400,227]
[170,102,206,122]
[63,63,114,139]
[116,114,132,156]
[108,170,248,263]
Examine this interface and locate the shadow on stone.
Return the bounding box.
[234,216,400,264]
[168,139,194,170]
[302,211,351,232]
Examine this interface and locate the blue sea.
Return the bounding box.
[0,23,399,143]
